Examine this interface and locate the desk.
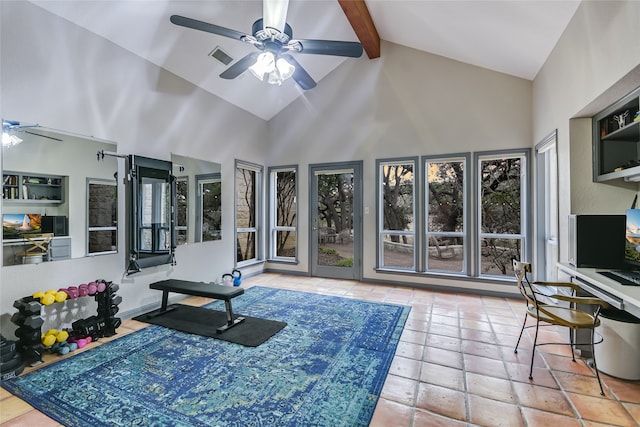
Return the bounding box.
[557,262,640,318]
[2,236,71,266]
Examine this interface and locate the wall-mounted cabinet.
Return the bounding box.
[593,86,640,182]
[2,172,65,204]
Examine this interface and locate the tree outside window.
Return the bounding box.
[236,162,262,264]
[270,167,297,259]
[378,160,415,269]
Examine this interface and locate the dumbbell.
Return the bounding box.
[10,312,44,329]
[96,281,107,293]
[78,284,89,297]
[13,298,41,315]
[41,329,70,348]
[65,286,79,299]
[68,336,91,349]
[0,339,16,363]
[15,327,41,343]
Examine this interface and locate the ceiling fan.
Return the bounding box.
[170,0,363,90]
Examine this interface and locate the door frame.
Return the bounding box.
[535,130,559,281]
[309,161,363,280]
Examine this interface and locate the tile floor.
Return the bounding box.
[1,273,640,426]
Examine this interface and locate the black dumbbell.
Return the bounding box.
[15,327,41,343]
[18,344,44,366]
[0,339,16,363]
[13,298,42,315]
[10,312,44,329]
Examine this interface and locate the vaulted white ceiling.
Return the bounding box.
[30,0,581,120]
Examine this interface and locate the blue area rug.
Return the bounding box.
[2,286,410,427]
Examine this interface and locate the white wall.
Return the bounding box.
[0,1,268,337]
[267,40,532,293]
[532,0,640,263]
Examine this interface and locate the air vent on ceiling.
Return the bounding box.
[209,46,233,66]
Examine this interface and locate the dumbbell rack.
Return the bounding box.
[11,280,122,366]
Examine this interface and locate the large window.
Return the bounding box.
[376,150,529,281]
[236,161,263,264]
[477,151,529,278]
[87,178,117,255]
[268,166,297,261]
[425,155,468,274]
[377,159,416,270]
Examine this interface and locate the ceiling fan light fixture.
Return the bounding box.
[249,51,276,80]
[2,119,24,147]
[276,57,295,80]
[2,132,23,147]
[249,51,295,86]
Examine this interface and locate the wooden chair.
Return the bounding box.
[512,259,609,395]
[18,233,54,264]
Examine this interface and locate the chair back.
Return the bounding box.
[513,259,537,307]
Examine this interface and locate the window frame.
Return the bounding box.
[235,160,263,266]
[376,157,418,271]
[374,149,531,283]
[268,165,298,263]
[174,175,188,246]
[86,177,118,256]
[422,153,470,275]
[474,148,531,279]
[195,173,222,243]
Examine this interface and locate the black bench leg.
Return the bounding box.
[216,299,245,333]
[145,291,177,319]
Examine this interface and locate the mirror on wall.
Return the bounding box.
[2,126,118,266]
[171,153,222,244]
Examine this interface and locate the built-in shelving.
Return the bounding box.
[593,86,640,183]
[2,172,65,204]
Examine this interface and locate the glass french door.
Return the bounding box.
[310,162,362,280]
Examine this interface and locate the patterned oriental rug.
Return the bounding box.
[2,286,410,427]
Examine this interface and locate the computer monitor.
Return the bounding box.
[624,209,640,270]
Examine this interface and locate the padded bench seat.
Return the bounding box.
[149,279,245,333]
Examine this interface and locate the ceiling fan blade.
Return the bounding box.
[294,39,363,58]
[263,0,289,33]
[282,54,316,90]
[170,15,248,41]
[220,52,260,80]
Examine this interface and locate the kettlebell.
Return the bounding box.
[232,269,242,287]
[222,273,233,286]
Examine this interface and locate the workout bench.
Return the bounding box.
[148,279,245,333]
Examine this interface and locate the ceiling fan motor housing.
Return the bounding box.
[252,18,292,45]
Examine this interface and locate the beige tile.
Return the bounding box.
[380,374,418,406]
[413,408,467,427]
[389,356,422,380]
[466,372,516,403]
[468,394,524,427]
[416,383,467,421]
[423,346,463,369]
[1,410,60,427]
[420,362,464,391]
[370,398,413,427]
[0,397,33,424]
[512,382,575,416]
[568,392,637,426]
[463,353,508,379]
[394,340,424,360]
[460,339,502,360]
[521,407,583,427]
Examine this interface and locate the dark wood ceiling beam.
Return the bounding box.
[337,0,380,59]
